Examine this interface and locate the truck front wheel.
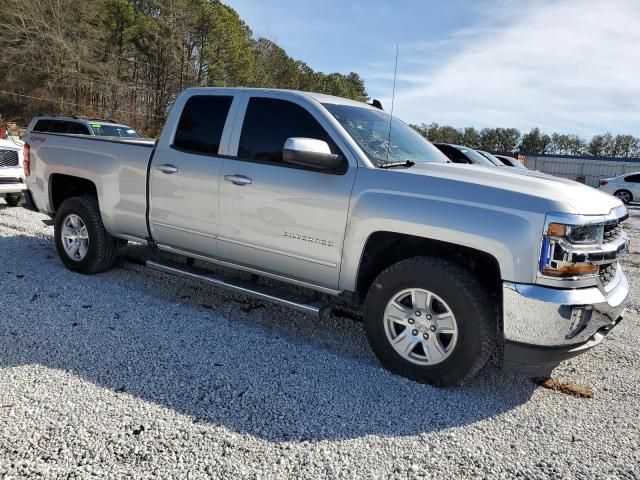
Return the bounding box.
[54,196,119,274]
[363,257,496,387]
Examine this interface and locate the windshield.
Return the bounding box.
[322,103,448,166]
[477,150,506,167]
[90,124,142,138]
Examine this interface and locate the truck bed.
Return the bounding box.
[27,132,156,242]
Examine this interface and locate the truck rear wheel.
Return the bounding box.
[363,256,496,387]
[54,196,119,274]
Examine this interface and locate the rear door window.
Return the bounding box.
[173,95,234,155]
[624,174,640,183]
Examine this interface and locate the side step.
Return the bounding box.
[147,260,331,320]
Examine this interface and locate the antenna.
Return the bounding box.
[386,44,399,161]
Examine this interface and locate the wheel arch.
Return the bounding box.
[49,174,98,213]
[353,231,503,303]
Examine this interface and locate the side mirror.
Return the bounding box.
[282,138,343,171]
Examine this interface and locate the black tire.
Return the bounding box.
[54,196,119,274]
[4,193,22,207]
[363,256,496,387]
[613,189,632,204]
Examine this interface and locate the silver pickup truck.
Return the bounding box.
[22,87,629,387]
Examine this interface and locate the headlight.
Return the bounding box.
[540,220,603,278]
[547,222,604,245]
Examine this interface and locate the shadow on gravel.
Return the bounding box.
[0,233,536,442]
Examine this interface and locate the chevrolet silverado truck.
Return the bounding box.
[22,88,629,387]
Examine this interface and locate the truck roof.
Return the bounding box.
[180,87,377,110]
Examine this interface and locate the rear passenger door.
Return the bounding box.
[217,93,358,290]
[148,92,239,258]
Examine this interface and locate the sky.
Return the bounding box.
[224,0,640,138]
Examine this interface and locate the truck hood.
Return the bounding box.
[405,162,622,216]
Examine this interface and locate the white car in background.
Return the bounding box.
[599,173,640,204]
[0,137,25,206]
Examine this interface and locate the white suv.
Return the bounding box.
[599,173,640,204]
[0,137,25,206]
[23,115,142,139]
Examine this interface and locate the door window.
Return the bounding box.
[173,95,233,155]
[64,122,91,134]
[237,97,342,168]
[33,120,51,132]
[624,174,640,183]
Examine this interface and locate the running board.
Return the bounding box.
[146,260,331,320]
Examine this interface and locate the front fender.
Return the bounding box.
[339,179,546,292]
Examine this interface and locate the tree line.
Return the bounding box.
[0,0,367,136]
[411,123,640,158]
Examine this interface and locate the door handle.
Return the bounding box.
[157,164,178,174]
[224,174,252,186]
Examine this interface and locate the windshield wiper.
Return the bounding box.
[378,160,415,169]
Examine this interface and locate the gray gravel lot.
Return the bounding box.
[1,200,639,479]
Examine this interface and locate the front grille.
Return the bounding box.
[0,177,23,185]
[0,149,19,167]
[603,223,623,243]
[599,262,617,287]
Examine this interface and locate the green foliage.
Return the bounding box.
[0,0,368,135]
[411,123,640,158]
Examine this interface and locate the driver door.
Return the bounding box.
[218,93,358,290]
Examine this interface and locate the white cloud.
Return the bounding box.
[379,0,640,137]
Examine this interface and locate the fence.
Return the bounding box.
[523,153,640,187]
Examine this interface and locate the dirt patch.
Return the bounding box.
[534,377,594,398]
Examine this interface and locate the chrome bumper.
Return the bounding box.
[0,181,25,194]
[502,265,628,374]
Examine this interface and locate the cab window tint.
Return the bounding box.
[624,174,640,183]
[64,122,91,134]
[173,95,233,155]
[238,97,339,164]
[33,120,51,132]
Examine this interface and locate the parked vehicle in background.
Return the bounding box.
[599,173,640,204]
[433,143,497,166]
[494,154,527,169]
[476,150,508,167]
[0,136,25,206]
[23,87,630,387]
[23,115,142,139]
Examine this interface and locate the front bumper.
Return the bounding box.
[0,182,25,195]
[0,168,26,195]
[502,265,628,376]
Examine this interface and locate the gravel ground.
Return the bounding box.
[0,200,639,479]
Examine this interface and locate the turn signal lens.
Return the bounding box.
[547,223,566,237]
[542,264,599,277]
